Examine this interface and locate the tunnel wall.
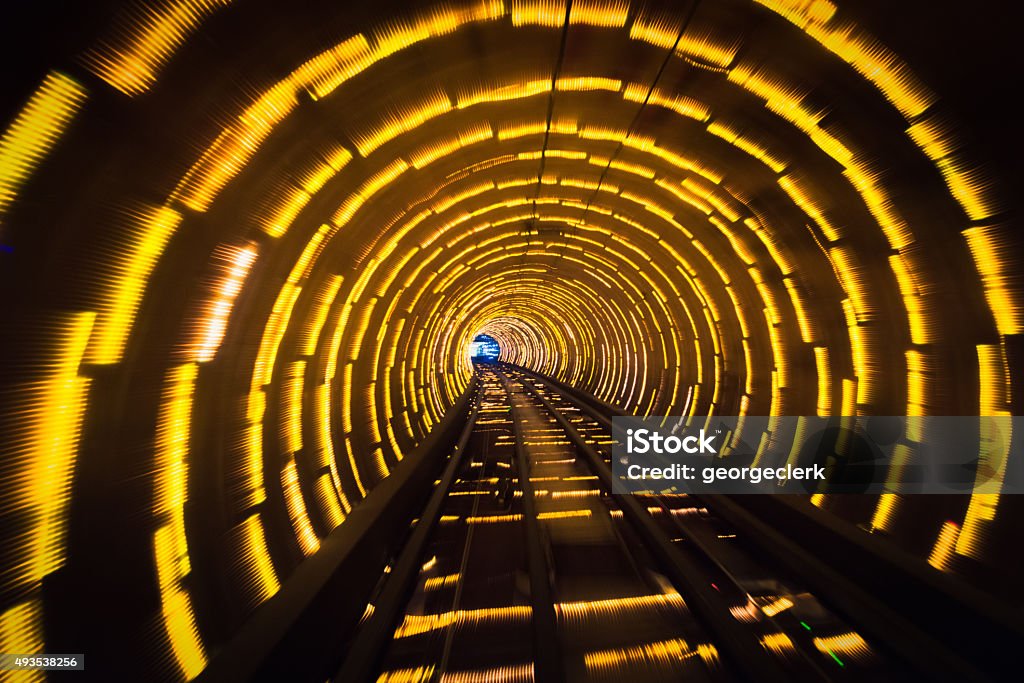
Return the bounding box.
[0,0,1021,679]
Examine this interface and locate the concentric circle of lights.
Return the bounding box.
[0,1,1018,678]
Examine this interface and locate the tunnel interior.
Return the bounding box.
[0,0,1022,681]
[469,333,502,361]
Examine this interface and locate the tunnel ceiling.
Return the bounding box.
[0,0,1021,679]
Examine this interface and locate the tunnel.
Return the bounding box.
[0,0,1022,680]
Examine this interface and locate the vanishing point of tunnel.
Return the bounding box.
[0,0,1022,681]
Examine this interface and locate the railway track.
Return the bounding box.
[336,363,909,682]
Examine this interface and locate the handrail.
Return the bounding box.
[196,380,477,683]
[334,382,481,682]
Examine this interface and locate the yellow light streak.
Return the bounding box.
[87,205,183,364]
[0,71,87,225]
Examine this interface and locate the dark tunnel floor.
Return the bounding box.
[351,365,903,682]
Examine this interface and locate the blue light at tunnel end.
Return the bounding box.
[469,333,501,360]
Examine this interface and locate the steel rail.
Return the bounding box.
[495,368,565,683]
[512,370,791,683]
[511,363,1011,682]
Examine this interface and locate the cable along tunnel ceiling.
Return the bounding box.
[0,0,1020,679]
